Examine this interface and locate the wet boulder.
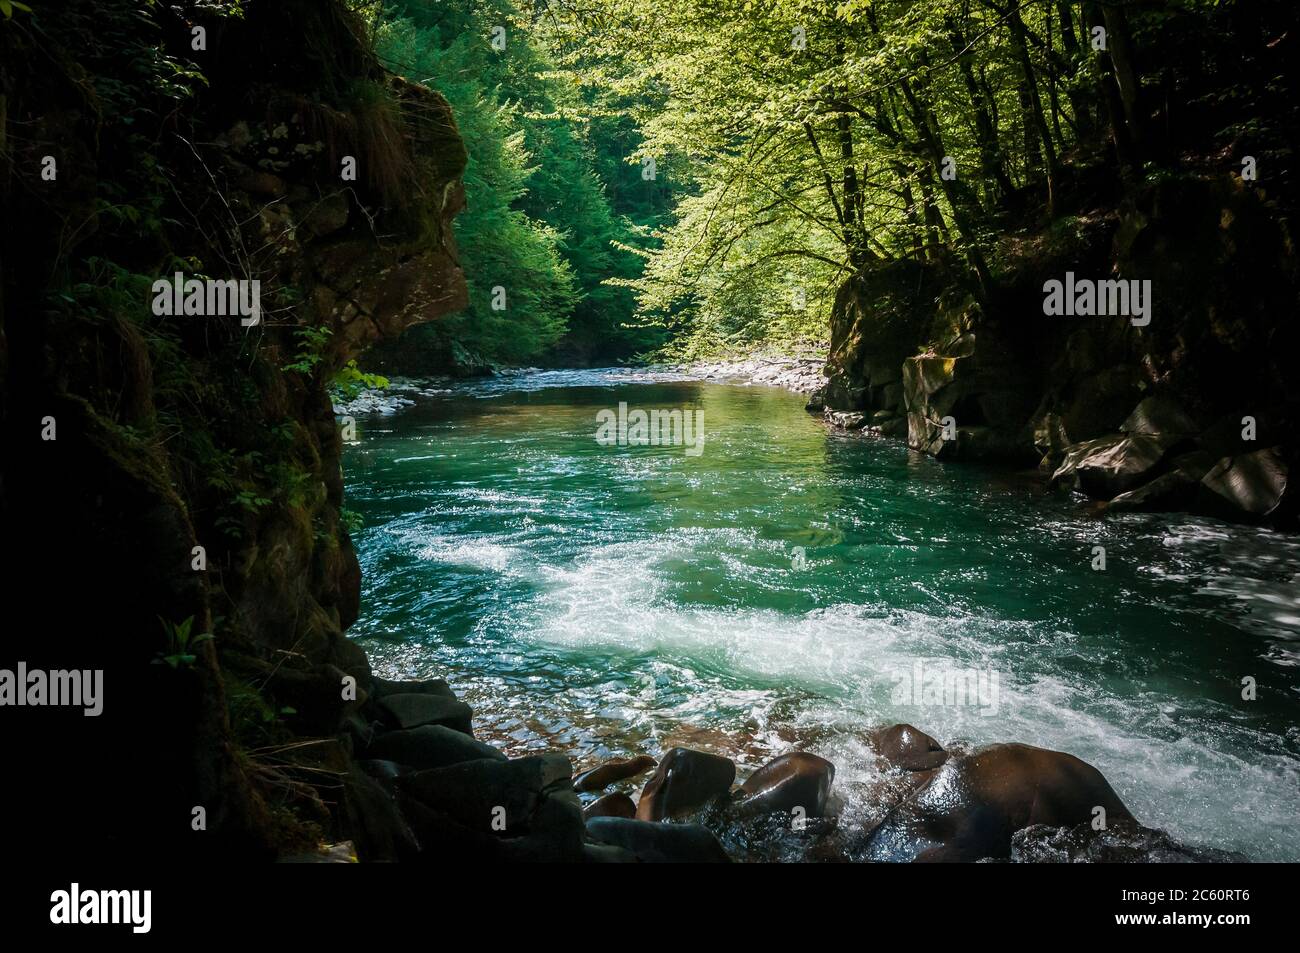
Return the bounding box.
[736,752,835,818]
[1051,433,1174,498]
[635,748,736,821]
[573,754,657,793]
[364,724,505,770]
[1198,446,1291,519]
[583,792,637,820]
[1106,450,1217,513]
[375,692,473,735]
[585,817,731,863]
[865,724,948,772]
[825,409,867,430]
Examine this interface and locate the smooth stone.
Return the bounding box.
[736,752,835,817]
[573,754,657,792]
[636,747,736,821]
[585,817,731,863]
[1199,446,1290,517]
[583,792,637,820]
[370,675,456,699]
[376,693,473,734]
[364,724,503,769]
[866,723,949,772]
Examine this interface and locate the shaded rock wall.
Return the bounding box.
[0,0,466,857]
[817,174,1298,523]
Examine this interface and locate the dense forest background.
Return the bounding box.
[360,0,1297,374]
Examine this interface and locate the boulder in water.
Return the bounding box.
[1198,446,1291,519]
[583,792,637,820]
[573,754,657,792]
[736,752,835,818]
[635,747,736,821]
[585,817,731,863]
[375,692,473,734]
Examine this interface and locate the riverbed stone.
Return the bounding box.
[583,791,637,820]
[573,754,657,792]
[636,747,736,821]
[364,724,504,769]
[370,675,456,699]
[1198,446,1290,518]
[736,752,836,818]
[376,692,473,734]
[585,817,731,863]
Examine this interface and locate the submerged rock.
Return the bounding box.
[1011,822,1247,863]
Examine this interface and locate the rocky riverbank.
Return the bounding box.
[288,672,1230,863]
[678,353,828,395]
[808,174,1298,529]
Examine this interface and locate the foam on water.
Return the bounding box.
[346,370,1300,861]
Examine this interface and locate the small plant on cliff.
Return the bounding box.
[155,615,214,669]
[284,325,334,375]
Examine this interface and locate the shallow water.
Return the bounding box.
[344,369,1300,861]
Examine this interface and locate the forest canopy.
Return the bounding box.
[361,0,1295,367]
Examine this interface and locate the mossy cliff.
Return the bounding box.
[813,3,1300,528]
[817,173,1299,525]
[0,0,468,857]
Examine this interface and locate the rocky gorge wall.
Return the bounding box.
[0,0,477,858]
[813,172,1299,526]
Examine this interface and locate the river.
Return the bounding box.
[343,368,1300,861]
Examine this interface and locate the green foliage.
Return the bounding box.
[374,0,670,365]
[155,616,214,669]
[284,325,334,375]
[330,360,390,401]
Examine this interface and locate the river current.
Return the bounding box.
[343,368,1300,861]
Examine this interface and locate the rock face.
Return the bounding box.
[0,0,469,858]
[815,174,1298,526]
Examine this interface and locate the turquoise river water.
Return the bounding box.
[344,368,1300,861]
